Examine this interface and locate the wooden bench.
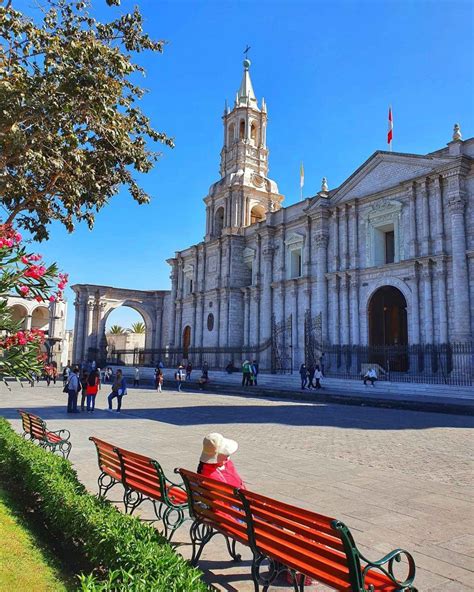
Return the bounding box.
[18,409,72,459]
[90,437,188,540]
[178,468,417,592]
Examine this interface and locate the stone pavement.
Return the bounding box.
[1,381,473,591]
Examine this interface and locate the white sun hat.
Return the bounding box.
[200,432,239,464]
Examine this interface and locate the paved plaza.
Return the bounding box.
[1,382,473,591]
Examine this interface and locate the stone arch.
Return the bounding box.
[368,286,408,347]
[227,122,235,145]
[10,303,28,329]
[239,119,245,140]
[214,206,225,236]
[250,204,265,225]
[31,305,49,332]
[250,121,258,143]
[361,277,413,345]
[71,284,168,365]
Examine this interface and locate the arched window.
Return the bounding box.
[239,120,245,140]
[250,205,265,225]
[250,122,258,143]
[227,123,235,145]
[214,206,225,236]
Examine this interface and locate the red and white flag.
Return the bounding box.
[387,106,393,150]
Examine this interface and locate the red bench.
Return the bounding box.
[178,468,417,592]
[18,409,72,459]
[90,437,188,539]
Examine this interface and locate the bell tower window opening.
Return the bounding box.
[239,120,246,140]
[250,122,258,143]
[250,205,265,225]
[214,206,225,237]
[227,123,235,145]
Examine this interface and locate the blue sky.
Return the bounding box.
[9,0,474,330]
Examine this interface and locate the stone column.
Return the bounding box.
[243,289,250,347]
[314,233,329,343]
[448,195,470,342]
[349,203,358,269]
[304,216,311,276]
[330,275,340,345]
[409,266,420,345]
[431,177,444,254]
[350,273,360,345]
[83,299,95,359]
[340,274,350,345]
[73,294,86,363]
[421,262,434,345]
[168,262,178,346]
[260,244,275,369]
[408,184,417,259]
[249,288,260,346]
[436,259,448,344]
[419,180,430,256]
[339,206,348,270]
[332,208,339,271]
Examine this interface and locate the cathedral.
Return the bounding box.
[72,60,473,379]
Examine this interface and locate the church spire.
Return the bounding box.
[236,59,258,108]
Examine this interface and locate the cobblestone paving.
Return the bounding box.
[1,382,473,591]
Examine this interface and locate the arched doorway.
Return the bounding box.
[250,204,265,225]
[368,286,408,371]
[182,326,191,359]
[105,306,148,366]
[31,306,49,332]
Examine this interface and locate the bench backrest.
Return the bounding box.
[89,437,122,483]
[178,468,249,545]
[115,446,164,502]
[237,488,356,590]
[18,409,47,440]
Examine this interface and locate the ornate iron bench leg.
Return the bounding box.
[162,506,186,542]
[225,536,241,562]
[97,472,118,498]
[123,488,143,514]
[189,521,215,566]
[59,440,72,459]
[251,553,286,592]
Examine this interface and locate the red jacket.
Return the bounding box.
[199,459,245,489]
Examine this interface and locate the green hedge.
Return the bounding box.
[0,418,209,591]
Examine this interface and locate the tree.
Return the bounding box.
[0,224,65,379]
[108,325,124,335]
[0,0,173,241]
[130,321,145,334]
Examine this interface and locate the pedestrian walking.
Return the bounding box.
[242,359,252,386]
[251,360,259,386]
[307,364,316,389]
[108,369,127,412]
[186,362,193,380]
[155,367,163,392]
[80,370,89,411]
[314,366,323,389]
[62,364,71,388]
[175,365,185,392]
[66,367,80,413]
[198,367,209,390]
[133,367,140,387]
[299,363,308,390]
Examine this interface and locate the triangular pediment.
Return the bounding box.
[330,151,451,204]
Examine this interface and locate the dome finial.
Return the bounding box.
[452,123,462,141]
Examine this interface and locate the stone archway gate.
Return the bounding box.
[71,284,169,365]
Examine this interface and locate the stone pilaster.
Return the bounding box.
[168,261,178,346]
[431,177,444,254]
[290,280,299,366]
[349,203,358,269]
[409,266,420,344]
[339,205,348,270]
[243,289,250,347]
[303,216,311,275]
[408,184,417,259]
[340,274,350,345]
[350,273,360,345]
[332,208,339,271]
[330,275,340,345]
[448,194,470,341]
[315,234,329,342]
[421,262,434,344]
[435,259,448,344]
[419,180,430,256]
[261,246,274,342]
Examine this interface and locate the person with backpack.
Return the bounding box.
[241,360,252,386]
[66,367,80,413]
[80,370,89,412]
[86,369,100,412]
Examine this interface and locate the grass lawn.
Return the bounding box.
[0,486,71,591]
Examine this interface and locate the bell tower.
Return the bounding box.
[204,60,283,241]
[220,59,269,178]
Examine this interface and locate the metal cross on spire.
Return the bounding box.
[244,45,251,58]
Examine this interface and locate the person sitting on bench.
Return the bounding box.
[363,367,378,387]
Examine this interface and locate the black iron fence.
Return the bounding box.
[320,342,473,386]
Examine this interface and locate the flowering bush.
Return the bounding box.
[0,224,67,379]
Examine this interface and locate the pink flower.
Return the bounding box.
[29,254,42,262]
[24,265,47,280]
[5,238,13,248]
[14,232,22,243]
[19,285,29,295]
[34,296,43,302]
[21,255,30,264]
[49,295,56,302]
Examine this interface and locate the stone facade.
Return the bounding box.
[167,61,473,370]
[7,296,68,368]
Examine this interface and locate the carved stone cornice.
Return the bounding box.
[314,233,329,248]
[448,197,466,215]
